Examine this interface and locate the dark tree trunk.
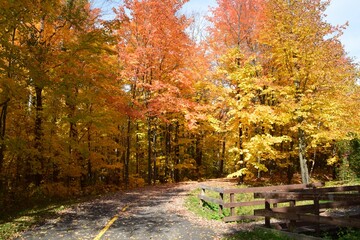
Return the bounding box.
[195,135,202,179]
[125,117,131,188]
[147,119,152,185]
[219,138,226,176]
[34,86,44,186]
[164,123,171,180]
[87,125,92,185]
[195,135,202,166]
[153,130,157,184]
[135,123,140,175]
[174,121,180,182]
[34,86,43,145]
[0,99,10,178]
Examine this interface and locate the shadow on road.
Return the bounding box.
[18,183,216,240]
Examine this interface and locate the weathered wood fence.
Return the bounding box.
[254,185,360,230]
[199,182,323,222]
[199,183,360,230]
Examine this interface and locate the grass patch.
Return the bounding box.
[185,185,264,221]
[185,188,226,220]
[185,184,316,222]
[224,228,291,240]
[325,179,360,187]
[0,203,69,240]
[186,180,360,240]
[335,228,360,240]
[0,193,100,240]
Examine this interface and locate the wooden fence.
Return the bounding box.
[199,183,360,232]
[199,182,323,222]
[254,185,360,230]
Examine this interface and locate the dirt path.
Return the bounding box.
[16,181,247,240]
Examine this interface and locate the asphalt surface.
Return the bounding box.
[17,183,217,240]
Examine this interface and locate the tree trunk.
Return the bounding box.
[147,118,152,185]
[219,138,226,176]
[34,86,44,186]
[135,123,140,175]
[298,128,310,184]
[174,121,180,182]
[239,126,244,165]
[87,124,92,185]
[164,123,171,180]
[34,86,43,144]
[0,99,10,178]
[153,129,157,184]
[195,135,202,178]
[125,117,131,188]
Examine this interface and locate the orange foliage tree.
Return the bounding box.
[114,0,206,185]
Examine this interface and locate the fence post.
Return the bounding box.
[265,199,271,228]
[200,187,205,206]
[230,193,235,217]
[314,196,320,236]
[289,200,296,232]
[219,192,224,216]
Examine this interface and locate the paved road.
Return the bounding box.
[17,183,217,240]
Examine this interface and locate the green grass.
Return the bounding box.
[186,180,360,240]
[0,204,67,240]
[185,188,226,220]
[335,228,360,240]
[320,228,360,240]
[0,193,100,240]
[325,179,360,187]
[185,185,314,222]
[224,228,292,240]
[185,185,264,221]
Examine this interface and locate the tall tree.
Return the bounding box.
[115,0,200,184]
[257,0,358,183]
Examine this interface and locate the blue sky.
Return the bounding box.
[182,0,360,63]
[93,0,360,63]
[325,0,360,63]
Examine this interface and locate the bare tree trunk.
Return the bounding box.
[298,128,310,184]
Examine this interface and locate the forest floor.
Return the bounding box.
[13,179,253,240]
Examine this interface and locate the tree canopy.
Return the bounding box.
[0,0,359,207]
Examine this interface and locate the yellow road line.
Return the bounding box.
[93,205,129,240]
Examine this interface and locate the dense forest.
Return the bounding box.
[0,0,359,208]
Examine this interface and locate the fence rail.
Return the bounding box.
[199,182,360,233]
[199,182,323,223]
[253,185,360,230]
